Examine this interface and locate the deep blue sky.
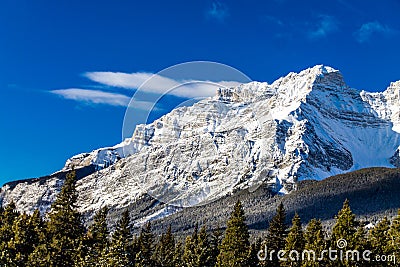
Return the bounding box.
[1,0,399,185]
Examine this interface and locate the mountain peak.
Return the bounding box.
[307,64,339,75]
[386,80,400,94]
[383,80,400,132]
[216,65,344,104]
[308,65,346,92]
[272,64,344,87]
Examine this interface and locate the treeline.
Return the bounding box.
[0,171,399,266]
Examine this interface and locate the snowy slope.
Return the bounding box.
[1,65,399,218]
[62,138,134,171]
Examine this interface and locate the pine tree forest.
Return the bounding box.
[0,171,399,267]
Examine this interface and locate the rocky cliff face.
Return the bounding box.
[1,65,399,222]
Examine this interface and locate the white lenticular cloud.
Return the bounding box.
[85,72,183,94]
[84,71,242,98]
[85,72,154,90]
[51,88,131,107]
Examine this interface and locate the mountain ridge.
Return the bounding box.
[1,65,399,223]
[149,167,400,236]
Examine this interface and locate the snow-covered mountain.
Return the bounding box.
[1,65,399,219]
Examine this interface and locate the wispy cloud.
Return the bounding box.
[85,72,154,90]
[85,72,177,94]
[354,21,397,43]
[126,100,160,111]
[206,1,229,22]
[51,88,160,110]
[53,70,242,108]
[165,81,238,98]
[84,71,240,98]
[308,15,338,39]
[51,88,131,107]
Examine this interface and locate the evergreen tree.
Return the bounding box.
[136,221,155,266]
[331,200,357,244]
[196,225,213,267]
[7,210,44,266]
[27,235,51,266]
[76,206,110,266]
[330,199,363,267]
[283,213,305,267]
[302,219,325,267]
[0,201,19,265]
[130,235,140,265]
[153,225,175,267]
[46,170,85,267]
[183,235,196,267]
[106,209,133,266]
[1,201,19,225]
[173,240,184,267]
[209,225,223,266]
[216,200,250,267]
[182,223,199,267]
[264,202,287,267]
[369,217,391,267]
[389,209,400,265]
[247,240,261,267]
[90,206,110,253]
